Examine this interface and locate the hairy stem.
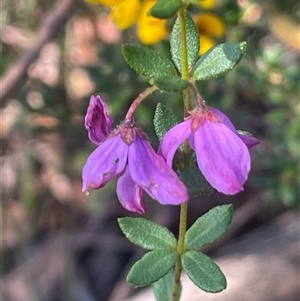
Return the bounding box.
[171,7,190,301]
[171,202,188,301]
[178,7,190,117]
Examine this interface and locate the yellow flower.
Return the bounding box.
[199,35,215,54]
[111,0,141,30]
[85,0,167,45]
[195,0,216,10]
[194,13,225,54]
[137,0,167,45]
[85,0,117,7]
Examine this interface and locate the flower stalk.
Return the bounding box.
[125,85,158,121]
[190,82,206,109]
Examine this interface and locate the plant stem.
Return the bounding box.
[178,7,191,162]
[125,85,158,121]
[171,202,188,301]
[171,7,190,301]
[178,7,190,116]
[190,82,206,109]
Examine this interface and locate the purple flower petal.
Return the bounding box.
[85,95,113,145]
[116,166,146,214]
[129,135,189,205]
[158,120,192,166]
[237,133,260,148]
[194,121,251,195]
[210,107,259,149]
[210,108,236,133]
[188,134,195,150]
[82,135,128,192]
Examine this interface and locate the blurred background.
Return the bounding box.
[1,0,299,300]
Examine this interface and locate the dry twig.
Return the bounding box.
[0,0,78,105]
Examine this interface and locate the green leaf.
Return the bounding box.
[170,12,200,73]
[122,44,177,78]
[237,130,254,137]
[153,103,180,141]
[149,0,182,19]
[127,249,178,286]
[185,204,233,249]
[118,217,177,249]
[182,250,226,293]
[152,75,189,92]
[153,269,181,301]
[193,42,247,80]
[179,165,213,196]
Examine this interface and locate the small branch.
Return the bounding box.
[0,0,78,105]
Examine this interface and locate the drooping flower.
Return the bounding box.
[159,107,259,195]
[82,96,189,213]
[85,0,167,45]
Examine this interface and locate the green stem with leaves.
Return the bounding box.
[171,6,191,301]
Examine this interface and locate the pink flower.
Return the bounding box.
[82,96,189,213]
[85,95,113,145]
[159,107,259,195]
